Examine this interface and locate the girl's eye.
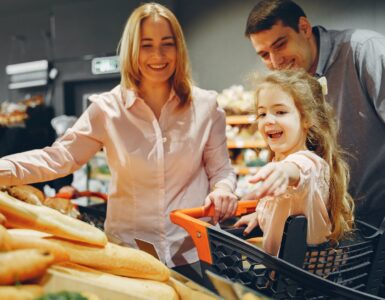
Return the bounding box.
[277,111,287,115]
[257,113,266,119]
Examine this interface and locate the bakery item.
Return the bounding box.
[0,191,107,246]
[49,262,178,300]
[6,185,45,206]
[0,249,56,285]
[0,285,43,300]
[0,225,11,251]
[8,229,170,282]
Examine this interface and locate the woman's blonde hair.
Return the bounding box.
[255,69,354,242]
[117,2,193,106]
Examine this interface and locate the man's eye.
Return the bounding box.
[274,40,286,50]
[260,53,269,60]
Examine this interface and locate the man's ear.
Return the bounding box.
[298,16,312,38]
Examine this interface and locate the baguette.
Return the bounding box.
[0,285,43,300]
[8,229,170,282]
[0,191,107,246]
[0,225,11,251]
[9,234,69,262]
[50,262,178,300]
[0,249,56,285]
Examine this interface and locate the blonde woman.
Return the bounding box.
[235,69,354,256]
[0,2,237,279]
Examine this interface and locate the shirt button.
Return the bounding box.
[162,137,167,143]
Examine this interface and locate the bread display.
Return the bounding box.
[8,229,170,282]
[0,191,107,246]
[0,225,11,251]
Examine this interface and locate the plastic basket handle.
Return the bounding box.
[170,200,258,264]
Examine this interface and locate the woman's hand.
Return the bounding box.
[249,161,299,199]
[234,212,259,236]
[204,189,238,224]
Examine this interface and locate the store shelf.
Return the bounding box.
[233,165,261,176]
[227,139,266,149]
[226,115,256,125]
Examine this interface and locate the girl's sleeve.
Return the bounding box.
[0,102,105,186]
[203,102,236,192]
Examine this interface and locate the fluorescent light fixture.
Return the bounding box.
[6,60,49,75]
[5,60,50,89]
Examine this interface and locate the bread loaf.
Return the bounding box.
[9,234,69,262]
[0,191,107,246]
[50,262,178,300]
[6,185,44,205]
[0,285,43,300]
[0,225,11,251]
[0,249,56,284]
[9,229,170,282]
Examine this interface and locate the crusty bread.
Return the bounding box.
[0,212,6,225]
[0,285,43,300]
[9,229,170,282]
[0,225,11,251]
[6,185,45,205]
[9,234,69,262]
[0,191,107,246]
[50,262,178,300]
[0,249,56,285]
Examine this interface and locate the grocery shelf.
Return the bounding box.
[226,115,256,125]
[227,139,266,149]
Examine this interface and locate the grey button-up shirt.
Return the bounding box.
[314,26,385,226]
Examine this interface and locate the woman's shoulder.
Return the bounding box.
[88,85,125,106]
[191,86,218,103]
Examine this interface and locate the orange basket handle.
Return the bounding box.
[170,200,258,264]
[55,191,108,202]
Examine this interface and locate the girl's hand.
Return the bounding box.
[234,212,259,235]
[204,189,238,224]
[249,161,298,199]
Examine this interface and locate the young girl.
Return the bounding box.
[235,69,354,256]
[0,3,237,274]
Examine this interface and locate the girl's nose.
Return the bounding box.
[265,113,276,124]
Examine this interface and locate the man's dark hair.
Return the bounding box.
[245,0,306,37]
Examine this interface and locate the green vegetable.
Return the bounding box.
[35,291,88,300]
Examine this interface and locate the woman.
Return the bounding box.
[0,3,237,277]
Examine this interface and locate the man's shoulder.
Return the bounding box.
[323,26,384,45]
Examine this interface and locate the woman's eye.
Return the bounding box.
[163,42,175,47]
[141,44,152,48]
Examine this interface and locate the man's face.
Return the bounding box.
[249,19,315,71]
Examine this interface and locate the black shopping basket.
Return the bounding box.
[170,201,385,299]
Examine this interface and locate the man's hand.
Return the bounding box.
[234,212,259,236]
[204,189,238,224]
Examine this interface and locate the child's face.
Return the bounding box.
[256,84,308,160]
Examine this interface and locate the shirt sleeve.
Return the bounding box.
[203,103,236,193]
[356,34,385,124]
[0,102,104,186]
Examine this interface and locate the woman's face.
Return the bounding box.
[256,84,308,160]
[138,16,177,87]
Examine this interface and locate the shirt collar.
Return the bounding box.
[314,26,333,78]
[123,87,178,109]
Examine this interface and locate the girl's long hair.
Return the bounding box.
[255,69,354,241]
[117,2,193,107]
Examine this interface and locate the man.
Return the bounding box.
[245,0,385,227]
